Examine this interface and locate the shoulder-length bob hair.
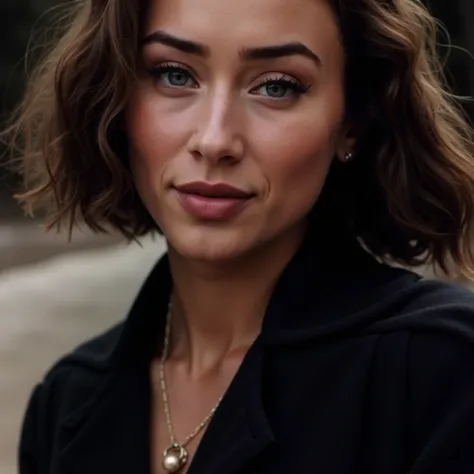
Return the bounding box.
[3,0,474,277]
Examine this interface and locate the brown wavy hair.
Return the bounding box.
[3,0,474,277]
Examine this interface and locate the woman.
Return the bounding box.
[7,0,474,472]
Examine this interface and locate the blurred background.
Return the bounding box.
[0,2,166,472]
[0,1,473,473]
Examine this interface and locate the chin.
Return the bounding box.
[165,225,257,263]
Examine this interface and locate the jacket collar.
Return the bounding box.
[259,228,420,345]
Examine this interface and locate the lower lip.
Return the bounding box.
[175,190,250,220]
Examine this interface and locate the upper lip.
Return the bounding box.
[174,181,253,199]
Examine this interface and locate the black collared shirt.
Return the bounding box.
[19,232,474,473]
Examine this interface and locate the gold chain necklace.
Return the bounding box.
[159,304,224,473]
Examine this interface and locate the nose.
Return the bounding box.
[187,89,244,165]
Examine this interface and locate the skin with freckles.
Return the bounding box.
[126,0,354,264]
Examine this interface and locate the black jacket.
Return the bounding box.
[19,232,474,474]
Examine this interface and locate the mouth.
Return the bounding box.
[173,181,254,199]
[173,181,255,220]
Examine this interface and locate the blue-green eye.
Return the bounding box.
[251,77,310,99]
[148,63,197,88]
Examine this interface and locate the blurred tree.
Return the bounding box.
[0,0,60,125]
[0,0,61,215]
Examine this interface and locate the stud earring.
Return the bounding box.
[343,152,354,163]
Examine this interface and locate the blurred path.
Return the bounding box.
[0,223,122,272]
[0,236,166,474]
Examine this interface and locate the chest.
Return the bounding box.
[152,337,411,474]
[51,335,412,474]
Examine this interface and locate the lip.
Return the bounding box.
[173,181,254,220]
[174,181,253,199]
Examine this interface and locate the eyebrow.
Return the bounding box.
[241,43,321,67]
[141,30,322,67]
[141,30,210,56]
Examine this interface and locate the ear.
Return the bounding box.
[335,121,360,163]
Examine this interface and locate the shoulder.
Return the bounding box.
[369,276,474,344]
[349,276,474,471]
[365,275,474,376]
[397,281,474,468]
[60,322,125,370]
[369,277,474,416]
[19,323,126,469]
[398,277,474,370]
[30,322,124,419]
[44,321,124,379]
[402,276,474,311]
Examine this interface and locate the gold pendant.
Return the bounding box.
[162,443,188,473]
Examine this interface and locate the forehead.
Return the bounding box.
[144,0,342,61]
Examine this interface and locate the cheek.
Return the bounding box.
[125,95,186,179]
[124,101,168,214]
[257,113,341,213]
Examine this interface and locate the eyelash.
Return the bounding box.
[147,62,311,99]
[254,74,311,97]
[148,62,198,87]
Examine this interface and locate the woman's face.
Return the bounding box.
[126,0,351,261]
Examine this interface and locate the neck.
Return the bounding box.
[166,225,306,373]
